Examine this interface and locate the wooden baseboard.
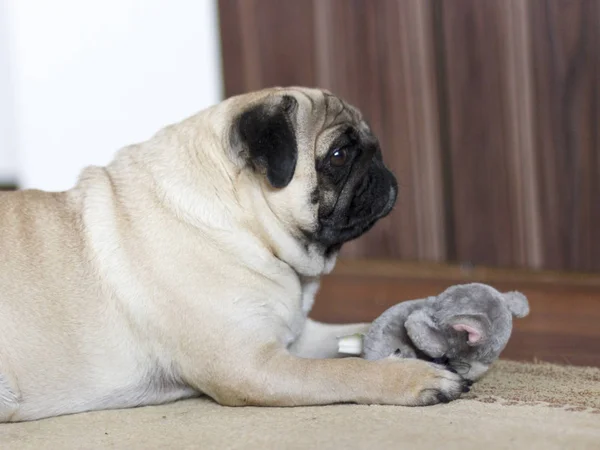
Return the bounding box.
[333,259,600,287]
[312,259,600,367]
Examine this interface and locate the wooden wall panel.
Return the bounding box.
[438,0,543,269]
[528,0,600,271]
[219,0,316,95]
[436,0,600,271]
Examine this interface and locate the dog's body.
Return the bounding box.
[0,87,466,422]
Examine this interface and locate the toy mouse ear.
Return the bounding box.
[452,323,482,344]
[405,310,449,358]
[448,314,492,346]
[502,291,530,318]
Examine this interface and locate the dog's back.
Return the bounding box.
[0,190,89,420]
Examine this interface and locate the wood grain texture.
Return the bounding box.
[218,0,316,95]
[439,0,542,269]
[311,260,600,367]
[434,0,600,271]
[503,0,543,269]
[529,0,600,271]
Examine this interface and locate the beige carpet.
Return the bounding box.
[2,361,599,450]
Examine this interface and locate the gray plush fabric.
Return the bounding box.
[362,283,530,380]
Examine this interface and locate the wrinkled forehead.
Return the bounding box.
[286,88,371,158]
[227,86,373,157]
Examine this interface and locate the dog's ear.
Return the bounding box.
[236,95,298,189]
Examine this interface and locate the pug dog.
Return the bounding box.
[0,87,467,422]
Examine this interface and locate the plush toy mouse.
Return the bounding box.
[338,283,530,381]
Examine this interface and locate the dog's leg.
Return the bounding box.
[289,318,369,358]
[199,343,467,408]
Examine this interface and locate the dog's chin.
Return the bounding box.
[314,185,397,252]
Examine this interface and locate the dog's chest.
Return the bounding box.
[300,276,320,316]
[284,276,320,346]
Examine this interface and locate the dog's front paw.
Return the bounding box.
[414,362,471,405]
[376,358,469,406]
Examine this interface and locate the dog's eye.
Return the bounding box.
[329,148,349,167]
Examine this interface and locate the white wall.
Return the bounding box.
[3,0,223,191]
[0,0,18,183]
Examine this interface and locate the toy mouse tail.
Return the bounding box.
[503,291,530,318]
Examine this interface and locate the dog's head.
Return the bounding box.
[226,87,397,260]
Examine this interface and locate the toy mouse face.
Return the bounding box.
[361,283,530,381]
[404,284,529,380]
